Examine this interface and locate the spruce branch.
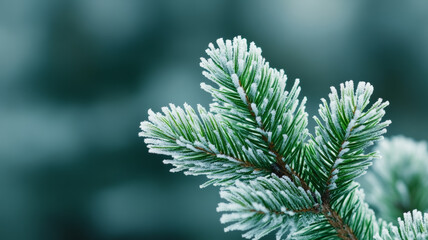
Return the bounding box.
[360,136,428,223]
[217,175,322,240]
[200,37,309,183]
[138,36,414,240]
[293,185,377,240]
[306,80,391,203]
[140,103,275,187]
[375,210,428,240]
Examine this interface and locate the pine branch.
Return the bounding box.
[139,36,395,240]
[140,103,275,187]
[360,136,428,223]
[293,186,377,239]
[306,80,390,203]
[375,210,428,240]
[217,175,322,240]
[200,37,309,183]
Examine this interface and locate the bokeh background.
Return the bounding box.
[1,1,428,239]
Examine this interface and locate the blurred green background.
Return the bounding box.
[1,1,428,239]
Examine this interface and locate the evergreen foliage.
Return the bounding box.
[375,210,428,240]
[139,36,426,239]
[217,175,321,240]
[360,136,428,224]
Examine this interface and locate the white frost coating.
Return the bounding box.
[230,108,246,119]
[330,103,340,129]
[149,148,176,156]
[252,202,269,213]
[201,71,213,81]
[251,103,259,116]
[237,87,248,104]
[341,141,349,149]
[176,139,185,147]
[267,132,272,143]
[357,94,366,109]
[328,183,337,190]
[236,168,253,173]
[201,82,213,92]
[254,71,262,83]
[225,39,233,60]
[147,108,156,118]
[194,141,208,152]
[208,42,215,51]
[214,92,235,104]
[330,175,339,187]
[256,149,264,156]
[347,80,354,90]
[208,143,219,154]
[271,110,276,123]
[242,146,251,159]
[161,106,171,115]
[354,109,361,119]
[345,119,357,139]
[260,98,268,113]
[378,129,387,136]
[356,81,366,94]
[234,36,244,53]
[250,83,257,97]
[216,38,225,50]
[267,151,276,158]
[333,158,344,168]
[226,60,235,75]
[218,54,227,71]
[382,101,390,108]
[344,96,353,115]
[236,38,246,60]
[221,212,254,226]
[315,135,322,144]
[237,59,245,76]
[216,154,241,164]
[255,128,266,135]
[338,148,349,157]
[231,74,240,88]
[360,110,376,123]
[282,134,288,143]
[330,86,338,97]
[290,99,299,113]
[143,138,164,145]
[198,57,207,68]
[217,202,241,212]
[226,127,235,137]
[353,125,365,133]
[256,116,262,126]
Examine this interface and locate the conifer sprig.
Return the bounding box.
[200,37,308,181]
[217,175,321,240]
[375,210,428,240]
[306,80,391,204]
[360,136,428,223]
[140,103,273,187]
[139,36,422,240]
